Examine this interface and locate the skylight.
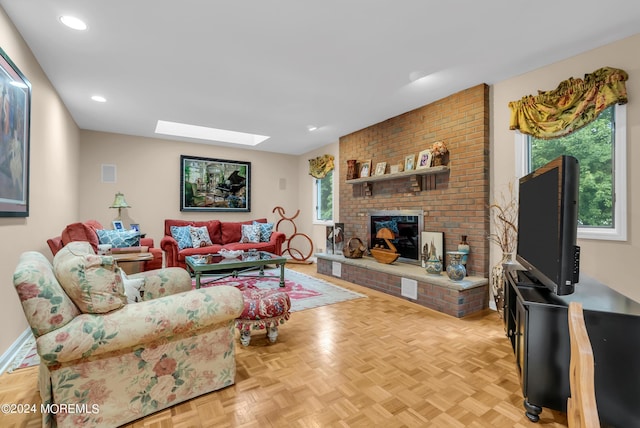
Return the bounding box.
[155,120,270,146]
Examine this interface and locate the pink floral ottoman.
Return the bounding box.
[236,286,291,346]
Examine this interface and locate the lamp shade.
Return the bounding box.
[110,192,130,209]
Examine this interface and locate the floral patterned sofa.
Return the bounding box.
[160,218,286,269]
[13,242,244,428]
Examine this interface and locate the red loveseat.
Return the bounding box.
[47,220,163,271]
[161,218,286,269]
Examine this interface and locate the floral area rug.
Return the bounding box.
[196,268,367,312]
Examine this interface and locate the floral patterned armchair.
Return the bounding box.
[13,242,244,428]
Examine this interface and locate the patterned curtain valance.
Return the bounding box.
[308,154,335,179]
[508,67,628,139]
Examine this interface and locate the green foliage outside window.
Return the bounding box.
[530,106,614,227]
[317,170,333,221]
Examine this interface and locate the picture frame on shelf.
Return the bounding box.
[130,223,140,232]
[180,155,250,212]
[417,149,433,169]
[390,164,403,174]
[421,231,444,269]
[0,48,32,217]
[404,154,415,171]
[359,159,372,178]
[374,162,387,176]
[112,220,124,230]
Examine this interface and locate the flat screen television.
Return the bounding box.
[516,155,580,296]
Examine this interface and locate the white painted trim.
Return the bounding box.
[0,328,33,375]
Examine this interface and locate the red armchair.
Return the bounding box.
[47,220,163,271]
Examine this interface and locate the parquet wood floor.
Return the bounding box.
[0,263,567,427]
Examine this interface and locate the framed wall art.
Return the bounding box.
[180,155,251,212]
[0,48,32,217]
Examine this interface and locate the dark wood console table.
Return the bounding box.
[503,264,640,426]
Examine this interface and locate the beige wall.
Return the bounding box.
[78,130,301,247]
[0,8,82,354]
[297,143,339,256]
[492,33,640,301]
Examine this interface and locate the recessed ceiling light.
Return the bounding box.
[307,125,318,131]
[155,120,270,146]
[59,15,87,31]
[91,95,107,102]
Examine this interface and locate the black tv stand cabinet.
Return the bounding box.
[503,264,640,426]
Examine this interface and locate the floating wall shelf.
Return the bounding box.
[346,166,449,195]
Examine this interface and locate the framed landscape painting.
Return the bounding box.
[0,48,31,217]
[180,155,251,212]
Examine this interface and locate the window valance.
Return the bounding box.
[508,67,628,139]
[308,154,334,179]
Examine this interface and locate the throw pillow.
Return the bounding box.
[253,221,274,242]
[96,229,141,248]
[119,268,145,304]
[240,224,261,243]
[189,225,213,248]
[170,225,193,250]
[53,241,126,314]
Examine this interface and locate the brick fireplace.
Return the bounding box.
[319,84,490,316]
[339,84,489,277]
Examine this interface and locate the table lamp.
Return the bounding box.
[109,192,130,220]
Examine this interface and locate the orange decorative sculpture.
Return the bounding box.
[272,206,313,262]
[370,227,400,264]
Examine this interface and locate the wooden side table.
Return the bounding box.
[112,252,153,274]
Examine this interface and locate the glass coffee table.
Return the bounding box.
[186,251,287,289]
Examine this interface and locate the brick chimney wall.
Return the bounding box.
[338,84,490,276]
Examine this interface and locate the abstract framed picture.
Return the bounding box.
[421,231,444,269]
[0,48,31,217]
[180,155,251,212]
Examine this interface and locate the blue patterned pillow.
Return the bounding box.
[253,221,274,242]
[240,224,261,243]
[170,225,194,250]
[96,229,141,248]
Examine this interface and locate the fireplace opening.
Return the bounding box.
[367,210,424,264]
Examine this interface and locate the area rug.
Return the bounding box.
[196,268,366,312]
[7,334,39,373]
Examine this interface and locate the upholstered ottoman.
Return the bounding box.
[236,287,291,346]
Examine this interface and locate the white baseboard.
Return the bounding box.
[0,328,33,375]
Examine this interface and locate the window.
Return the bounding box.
[516,104,627,241]
[314,169,333,223]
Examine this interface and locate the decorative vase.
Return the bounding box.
[446,251,466,281]
[457,235,470,276]
[346,159,358,180]
[432,155,443,166]
[425,255,443,275]
[491,252,515,317]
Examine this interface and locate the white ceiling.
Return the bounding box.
[2,1,640,155]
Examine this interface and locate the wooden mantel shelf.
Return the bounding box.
[346,166,449,195]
